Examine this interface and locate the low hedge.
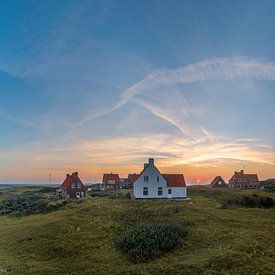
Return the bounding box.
[116,223,187,262]
[222,194,275,209]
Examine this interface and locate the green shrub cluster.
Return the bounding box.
[0,193,71,216]
[116,224,187,262]
[222,194,275,209]
[260,179,275,192]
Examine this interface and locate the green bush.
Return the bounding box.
[221,194,275,209]
[116,224,187,262]
[0,192,73,216]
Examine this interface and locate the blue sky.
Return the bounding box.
[1,0,275,183]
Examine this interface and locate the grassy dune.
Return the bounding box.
[0,187,274,274]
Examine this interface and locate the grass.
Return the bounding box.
[0,186,274,274]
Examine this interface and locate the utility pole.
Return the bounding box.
[49,173,51,185]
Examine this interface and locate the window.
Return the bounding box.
[143,187,148,196]
[158,187,163,196]
[71,182,75,188]
[218,181,222,185]
[77,183,81,189]
[168,188,172,195]
[144,176,149,182]
[157,176,159,182]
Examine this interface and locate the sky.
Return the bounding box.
[1,0,275,184]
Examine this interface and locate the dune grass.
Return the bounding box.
[0,186,274,274]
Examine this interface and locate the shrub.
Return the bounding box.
[116,224,187,262]
[221,194,275,209]
[0,192,73,216]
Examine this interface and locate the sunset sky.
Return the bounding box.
[1,0,275,184]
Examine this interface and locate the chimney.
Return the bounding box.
[149,158,154,165]
[73,172,78,177]
[235,171,237,175]
[144,163,149,169]
[240,170,244,174]
[66,173,70,178]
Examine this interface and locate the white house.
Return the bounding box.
[133,158,187,199]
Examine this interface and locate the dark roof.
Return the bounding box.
[128,173,140,184]
[229,171,259,182]
[210,176,227,188]
[102,173,120,184]
[162,174,186,187]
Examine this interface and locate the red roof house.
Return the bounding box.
[102,173,120,190]
[228,170,260,190]
[59,172,85,199]
[127,173,140,188]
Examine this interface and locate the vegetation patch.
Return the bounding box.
[261,179,275,192]
[116,223,187,262]
[221,194,275,209]
[0,192,75,216]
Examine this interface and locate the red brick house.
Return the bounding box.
[102,173,120,190]
[228,170,260,190]
[127,173,140,189]
[59,172,85,199]
[210,176,227,188]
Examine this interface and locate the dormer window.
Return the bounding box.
[71,182,75,188]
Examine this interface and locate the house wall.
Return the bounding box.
[229,181,260,190]
[64,177,85,199]
[134,159,187,199]
[170,187,187,198]
[134,162,167,199]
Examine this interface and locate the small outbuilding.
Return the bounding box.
[210,176,227,188]
[209,176,228,188]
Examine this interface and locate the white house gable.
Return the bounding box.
[133,158,187,199]
[134,158,167,199]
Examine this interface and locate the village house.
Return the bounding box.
[58,172,85,199]
[133,158,187,199]
[102,173,120,190]
[210,176,227,188]
[127,173,140,189]
[228,170,260,190]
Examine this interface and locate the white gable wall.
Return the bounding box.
[134,160,167,199]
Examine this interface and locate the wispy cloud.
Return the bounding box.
[79,56,275,128]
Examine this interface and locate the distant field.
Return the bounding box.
[0,186,274,274]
